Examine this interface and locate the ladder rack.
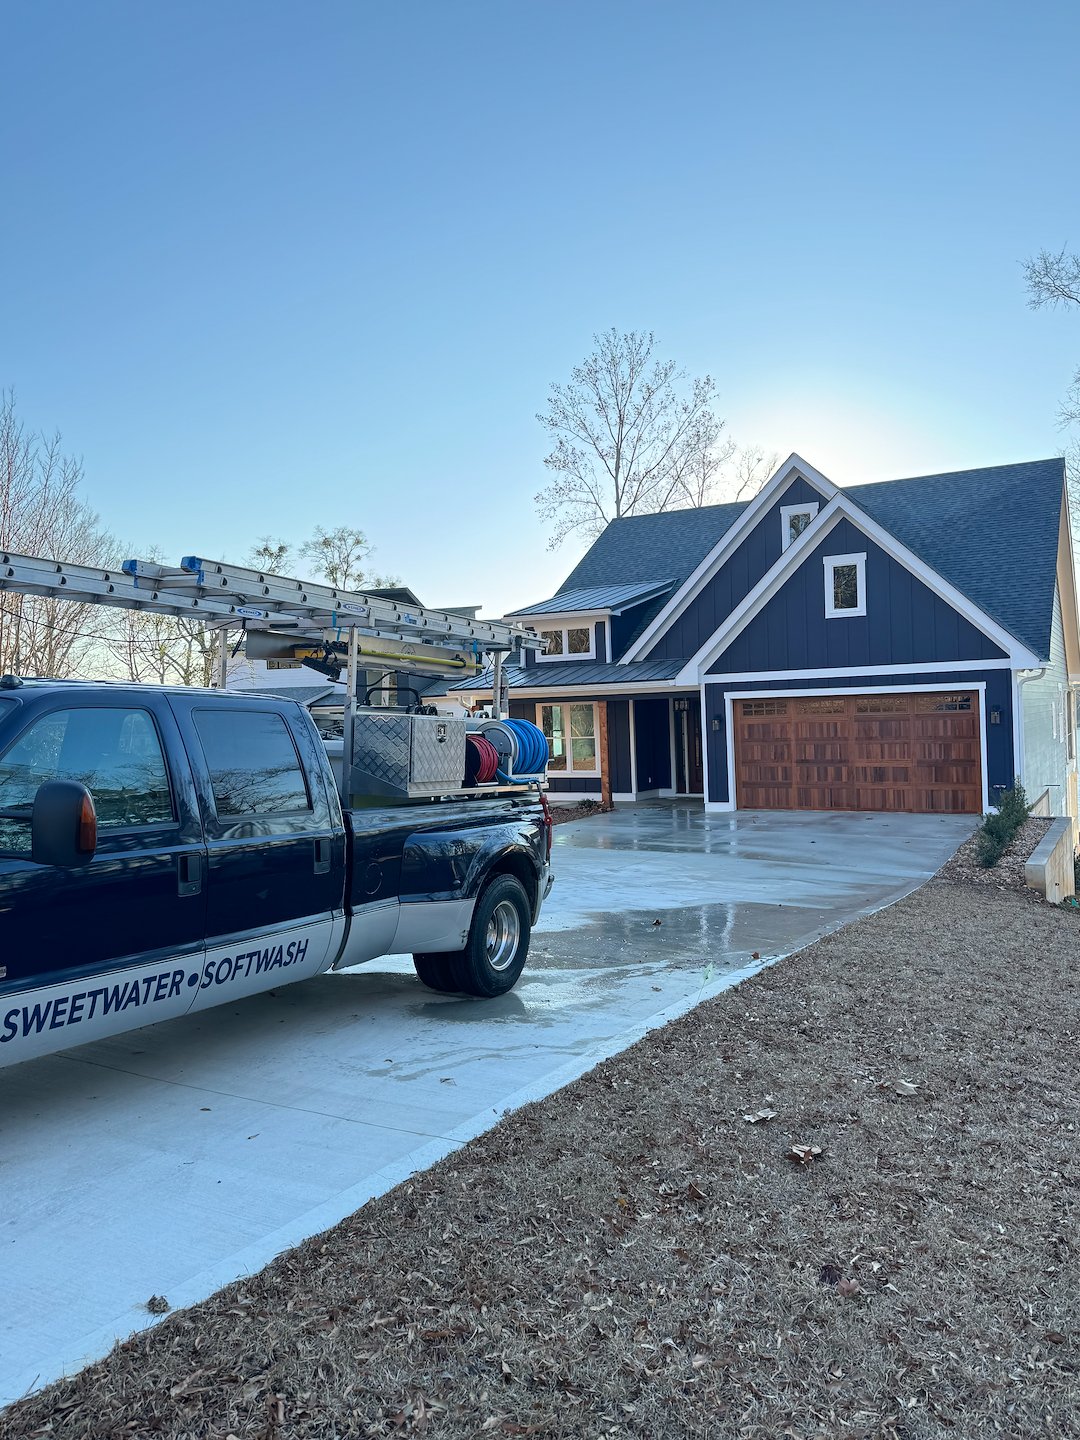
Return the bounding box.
[0,550,540,653]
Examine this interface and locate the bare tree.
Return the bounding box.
[726,445,780,502]
[535,330,737,548]
[0,391,117,677]
[299,525,397,590]
[535,331,778,548]
[248,536,292,571]
[1024,247,1080,426]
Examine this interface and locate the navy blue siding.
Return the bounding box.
[594,620,607,661]
[709,518,1008,674]
[634,696,672,790]
[607,700,632,794]
[548,777,603,794]
[704,670,1013,805]
[647,476,825,661]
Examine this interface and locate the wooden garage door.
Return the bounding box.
[734,692,982,813]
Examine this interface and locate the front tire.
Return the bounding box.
[413,874,532,998]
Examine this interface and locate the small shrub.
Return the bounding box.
[974,781,1031,869]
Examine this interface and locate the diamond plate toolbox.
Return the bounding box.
[350,711,467,799]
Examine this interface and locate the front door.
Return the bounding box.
[673,698,703,795]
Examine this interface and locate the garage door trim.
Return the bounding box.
[723,682,988,814]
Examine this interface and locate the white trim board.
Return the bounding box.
[719,682,990,816]
[706,658,1016,683]
[681,498,1041,683]
[781,500,819,550]
[620,455,838,662]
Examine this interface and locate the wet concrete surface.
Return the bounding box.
[0,803,972,1406]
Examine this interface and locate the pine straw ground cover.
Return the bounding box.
[6,881,1080,1440]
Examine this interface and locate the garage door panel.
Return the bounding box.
[734,691,981,814]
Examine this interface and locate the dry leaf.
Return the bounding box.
[893,1079,919,1096]
[146,1295,170,1314]
[836,1277,862,1298]
[788,1144,823,1165]
[743,1108,777,1123]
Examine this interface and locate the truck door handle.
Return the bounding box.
[313,838,331,875]
[177,853,203,898]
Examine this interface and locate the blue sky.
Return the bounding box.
[2,1,1079,616]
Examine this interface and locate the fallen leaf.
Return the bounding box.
[788,1144,823,1165]
[743,1108,777,1124]
[146,1295,170,1315]
[818,1261,842,1285]
[652,919,662,927]
[751,951,760,960]
[837,1277,862,1298]
[893,1079,919,1096]
[440,1077,457,1085]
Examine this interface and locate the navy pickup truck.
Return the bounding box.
[0,680,553,1069]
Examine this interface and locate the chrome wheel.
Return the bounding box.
[485,898,521,971]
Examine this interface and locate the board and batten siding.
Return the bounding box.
[645,476,826,661]
[708,519,1008,675]
[704,669,1015,807]
[1020,585,1073,811]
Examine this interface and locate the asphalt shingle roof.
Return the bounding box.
[531,459,1065,663]
[509,580,675,617]
[845,458,1064,660]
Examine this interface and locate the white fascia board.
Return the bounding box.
[619,455,838,663]
[682,496,1043,683]
[705,658,1016,683]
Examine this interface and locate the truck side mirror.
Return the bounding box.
[32,780,98,867]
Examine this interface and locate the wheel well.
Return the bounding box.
[483,852,538,909]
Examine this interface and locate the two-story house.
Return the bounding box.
[452,455,1080,821]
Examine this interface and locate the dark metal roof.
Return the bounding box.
[845,458,1065,659]
[449,657,687,691]
[509,580,675,618]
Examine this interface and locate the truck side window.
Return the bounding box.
[193,710,312,817]
[0,707,174,855]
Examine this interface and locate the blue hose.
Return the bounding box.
[503,718,549,775]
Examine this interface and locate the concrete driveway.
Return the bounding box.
[0,804,972,1407]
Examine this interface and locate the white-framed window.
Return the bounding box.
[537,701,599,774]
[781,501,819,550]
[536,624,595,661]
[823,552,867,618]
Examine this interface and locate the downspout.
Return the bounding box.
[1015,666,1046,794]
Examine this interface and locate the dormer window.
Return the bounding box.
[781,502,819,550]
[824,552,867,618]
[538,624,595,661]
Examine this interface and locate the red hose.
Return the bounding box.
[465,733,500,785]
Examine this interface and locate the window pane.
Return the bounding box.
[569,703,595,739]
[194,710,311,816]
[539,705,567,770]
[0,707,173,837]
[832,563,859,610]
[571,737,596,768]
[541,630,563,655]
[567,627,591,654]
[789,511,812,540]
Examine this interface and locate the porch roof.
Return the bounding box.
[448,657,687,691]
